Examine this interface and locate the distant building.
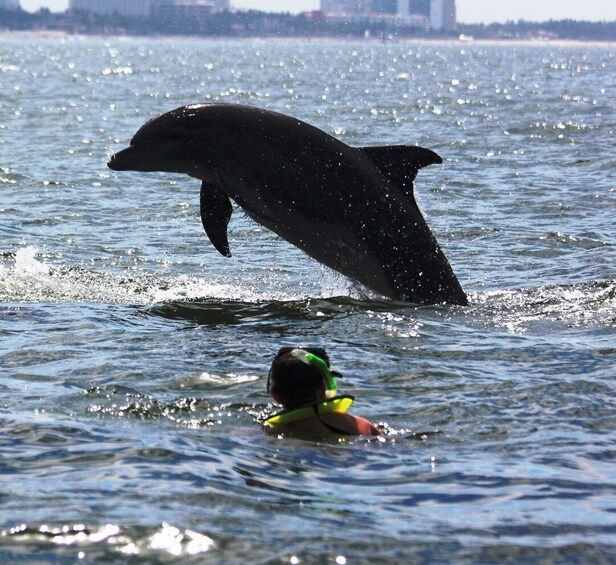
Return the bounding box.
[69,0,229,18]
[408,0,430,17]
[320,1,370,16]
[153,0,229,18]
[320,0,455,30]
[396,0,430,26]
[429,0,456,31]
[70,0,153,17]
[0,0,19,10]
[372,0,397,14]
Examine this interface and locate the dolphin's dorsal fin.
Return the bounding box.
[200,181,233,257]
[359,145,442,197]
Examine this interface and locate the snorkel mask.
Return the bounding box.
[267,347,339,401]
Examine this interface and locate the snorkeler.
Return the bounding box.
[263,347,381,437]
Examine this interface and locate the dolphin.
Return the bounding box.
[108,103,467,305]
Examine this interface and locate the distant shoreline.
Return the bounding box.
[1,30,615,47]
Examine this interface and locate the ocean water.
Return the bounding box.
[0,36,615,563]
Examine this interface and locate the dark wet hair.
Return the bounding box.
[267,347,337,409]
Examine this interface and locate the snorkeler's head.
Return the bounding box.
[267,347,340,409]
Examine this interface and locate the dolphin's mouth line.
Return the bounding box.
[107,155,119,169]
[107,146,133,171]
[108,142,172,173]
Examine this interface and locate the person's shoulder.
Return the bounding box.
[346,414,382,436]
[321,412,382,436]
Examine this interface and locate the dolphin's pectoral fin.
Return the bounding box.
[359,145,442,197]
[200,181,233,257]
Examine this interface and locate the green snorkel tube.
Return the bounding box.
[295,349,338,399]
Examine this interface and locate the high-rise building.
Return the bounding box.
[372,0,397,14]
[395,0,429,26]
[320,1,371,15]
[0,0,20,9]
[429,0,456,31]
[409,0,430,17]
[320,0,456,30]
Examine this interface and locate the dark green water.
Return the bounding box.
[1,38,615,563]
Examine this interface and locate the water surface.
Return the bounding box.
[1,37,615,563]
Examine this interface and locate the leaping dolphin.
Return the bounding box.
[108,103,467,305]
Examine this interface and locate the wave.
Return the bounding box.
[470,280,616,331]
[1,247,614,330]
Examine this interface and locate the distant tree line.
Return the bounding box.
[0,6,40,29]
[0,8,438,37]
[2,7,616,40]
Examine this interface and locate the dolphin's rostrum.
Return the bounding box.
[108,103,467,305]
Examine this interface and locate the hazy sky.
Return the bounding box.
[18,0,616,23]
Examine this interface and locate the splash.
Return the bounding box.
[4,246,50,276]
[0,247,355,305]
